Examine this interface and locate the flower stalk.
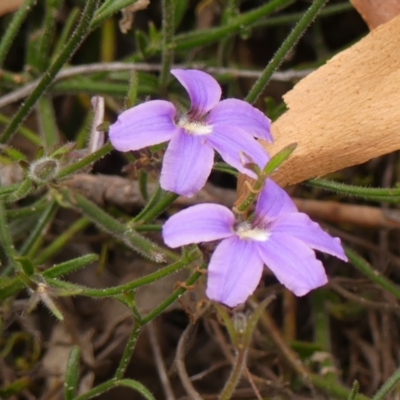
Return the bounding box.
[245,0,328,104]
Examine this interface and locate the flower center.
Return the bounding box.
[235,222,270,242]
[177,117,212,136]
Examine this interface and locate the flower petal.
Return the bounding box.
[208,99,272,141]
[208,125,269,178]
[257,234,328,296]
[254,179,298,225]
[206,236,264,307]
[161,131,214,197]
[162,204,235,248]
[270,213,347,261]
[171,69,221,116]
[109,100,178,151]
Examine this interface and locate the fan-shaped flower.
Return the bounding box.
[163,179,347,307]
[109,69,271,197]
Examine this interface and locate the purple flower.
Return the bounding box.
[163,179,347,307]
[109,69,271,197]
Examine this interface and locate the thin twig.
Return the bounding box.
[0,63,312,109]
[175,323,203,400]
[329,281,400,312]
[244,367,263,400]
[147,321,175,400]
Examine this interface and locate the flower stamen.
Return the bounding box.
[178,117,212,136]
[235,222,270,241]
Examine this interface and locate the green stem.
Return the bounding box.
[51,7,80,62]
[0,254,98,300]
[0,197,19,273]
[64,346,80,400]
[114,322,141,379]
[35,0,62,71]
[43,254,99,278]
[132,187,178,225]
[34,217,91,265]
[141,262,207,324]
[159,0,175,88]
[0,113,41,146]
[173,0,293,50]
[4,179,32,203]
[310,374,369,400]
[234,175,264,214]
[58,189,169,263]
[0,0,99,143]
[36,96,59,151]
[57,142,113,179]
[90,0,144,30]
[132,184,162,223]
[75,378,155,400]
[0,0,37,68]
[308,178,400,203]
[234,143,297,213]
[18,198,58,257]
[372,366,400,400]
[311,290,337,382]
[217,0,237,66]
[135,224,162,232]
[245,0,328,104]
[0,183,22,197]
[219,349,248,400]
[254,2,352,28]
[6,198,47,219]
[138,170,149,201]
[346,247,400,301]
[46,252,197,297]
[348,381,360,400]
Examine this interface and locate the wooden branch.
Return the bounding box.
[253,14,400,187]
[62,174,400,230]
[350,0,400,30]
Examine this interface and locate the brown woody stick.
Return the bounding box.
[62,174,400,230]
[252,14,400,188]
[350,0,400,30]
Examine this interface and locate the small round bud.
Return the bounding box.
[28,157,60,184]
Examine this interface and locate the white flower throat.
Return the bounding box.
[177,117,212,136]
[235,222,270,242]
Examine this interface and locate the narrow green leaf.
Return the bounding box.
[51,7,80,62]
[42,254,99,278]
[263,142,297,175]
[126,70,139,109]
[18,198,58,257]
[309,178,400,203]
[4,179,32,203]
[348,381,360,400]
[15,257,35,277]
[173,0,294,50]
[0,145,27,162]
[34,217,91,265]
[36,96,60,150]
[372,367,400,400]
[57,189,167,263]
[75,378,155,400]
[65,346,81,400]
[346,247,400,301]
[0,0,37,68]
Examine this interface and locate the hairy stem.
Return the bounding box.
[246,0,328,104]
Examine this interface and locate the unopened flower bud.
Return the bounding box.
[28,157,60,184]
